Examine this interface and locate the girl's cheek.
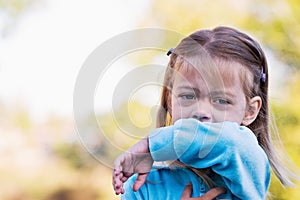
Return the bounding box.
[211,108,244,124]
[175,104,196,120]
[209,106,231,122]
[211,111,226,122]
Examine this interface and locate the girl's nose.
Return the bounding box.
[191,100,212,122]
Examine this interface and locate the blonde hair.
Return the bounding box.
[157,26,296,187]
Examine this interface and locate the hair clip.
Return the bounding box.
[166,48,174,56]
[261,67,266,83]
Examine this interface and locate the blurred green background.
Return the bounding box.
[0,0,299,199]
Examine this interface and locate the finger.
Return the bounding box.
[117,187,125,195]
[132,173,149,192]
[113,170,123,184]
[113,169,119,175]
[198,187,226,200]
[113,183,124,195]
[113,162,122,185]
[113,180,124,196]
[121,176,128,182]
[114,187,124,195]
[112,171,124,195]
[180,182,192,199]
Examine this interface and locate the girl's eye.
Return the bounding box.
[213,98,231,105]
[179,94,196,100]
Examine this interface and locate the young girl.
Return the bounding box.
[112,26,295,199]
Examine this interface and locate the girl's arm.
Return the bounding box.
[149,118,270,199]
[113,135,225,199]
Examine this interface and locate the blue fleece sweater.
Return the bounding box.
[121,119,270,200]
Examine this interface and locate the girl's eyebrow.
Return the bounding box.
[174,85,200,92]
[174,85,194,90]
[209,90,236,98]
[174,85,201,94]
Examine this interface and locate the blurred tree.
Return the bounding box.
[90,100,155,167]
[268,72,300,199]
[57,100,154,170]
[0,0,40,37]
[54,143,94,169]
[0,100,33,132]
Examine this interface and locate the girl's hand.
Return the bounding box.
[180,183,226,200]
[112,138,154,195]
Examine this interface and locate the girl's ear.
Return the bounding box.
[242,96,262,126]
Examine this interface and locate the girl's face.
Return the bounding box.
[171,62,250,125]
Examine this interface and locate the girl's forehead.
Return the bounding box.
[176,59,244,87]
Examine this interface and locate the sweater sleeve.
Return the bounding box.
[148,118,270,200]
